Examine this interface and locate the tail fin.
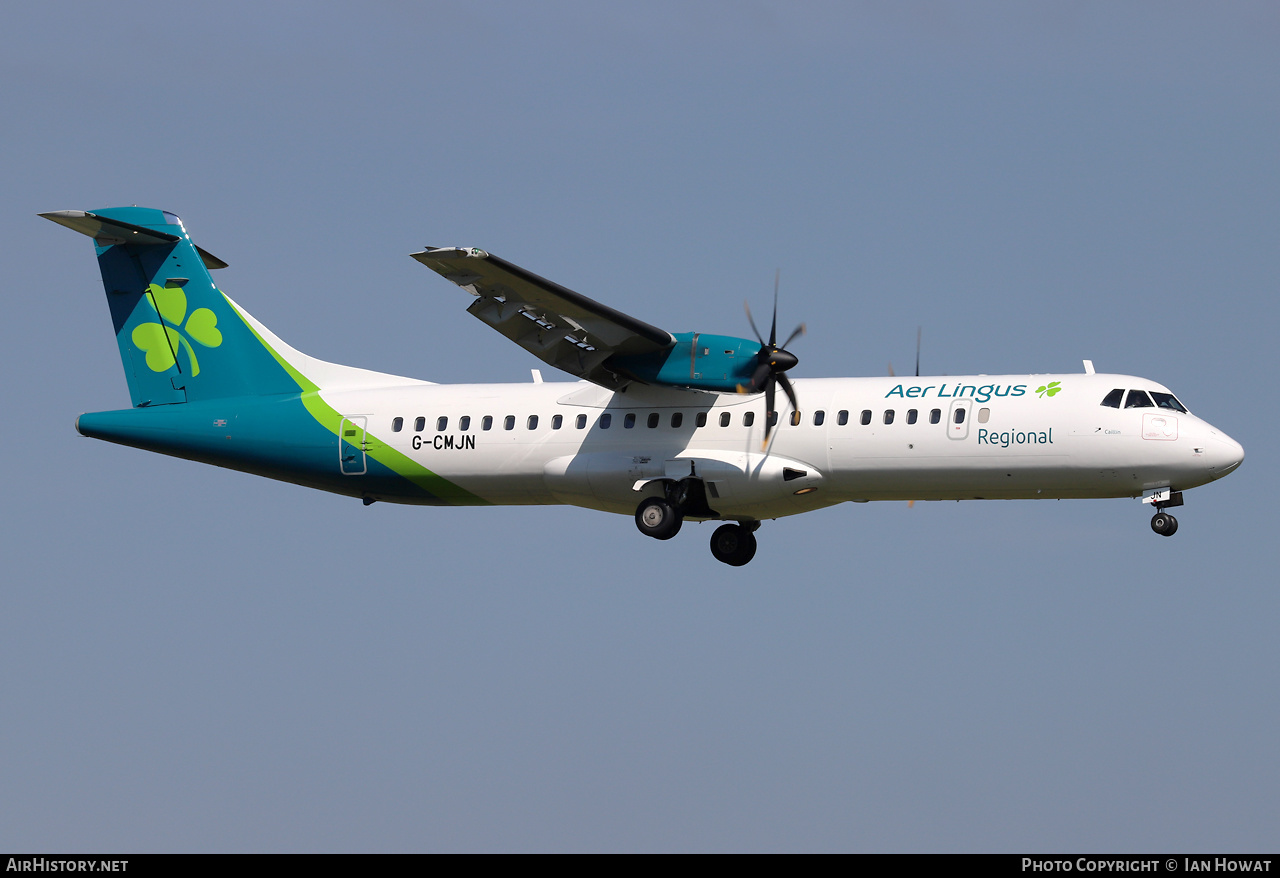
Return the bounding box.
[43,207,299,406]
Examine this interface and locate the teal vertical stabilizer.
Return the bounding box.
[43,207,299,407]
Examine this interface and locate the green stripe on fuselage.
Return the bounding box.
[227,296,489,506]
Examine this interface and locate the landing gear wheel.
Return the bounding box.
[710,523,758,566]
[1151,512,1179,537]
[635,497,683,540]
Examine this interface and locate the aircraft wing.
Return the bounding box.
[412,247,674,389]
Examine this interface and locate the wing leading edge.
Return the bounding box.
[412,247,674,390]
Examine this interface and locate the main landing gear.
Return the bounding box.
[709,523,758,567]
[634,482,760,566]
[635,496,683,541]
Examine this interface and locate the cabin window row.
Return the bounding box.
[389,406,964,433]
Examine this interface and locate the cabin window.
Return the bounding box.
[436,416,448,431]
[647,412,659,428]
[930,409,941,424]
[744,411,756,427]
[415,416,426,432]
[813,410,825,426]
[527,415,539,430]
[907,409,918,425]
[766,411,777,427]
[671,412,683,428]
[504,415,515,430]
[482,416,493,431]
[599,413,612,429]
[392,417,403,432]
[883,410,894,425]
[695,412,707,428]
[861,410,872,426]
[576,413,587,429]
[460,416,471,432]
[790,410,801,426]
[1125,390,1154,409]
[837,410,848,426]
[719,412,730,427]
[1151,392,1188,413]
[624,413,636,428]
[977,408,990,423]
[954,408,966,424]
[1101,388,1124,408]
[552,414,563,430]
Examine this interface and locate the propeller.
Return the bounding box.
[742,271,805,446]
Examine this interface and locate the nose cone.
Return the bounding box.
[1207,430,1244,480]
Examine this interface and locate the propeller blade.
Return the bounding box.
[770,270,779,347]
[780,323,806,352]
[763,377,777,445]
[749,361,772,393]
[915,325,922,377]
[744,301,764,346]
[745,272,803,450]
[777,371,798,413]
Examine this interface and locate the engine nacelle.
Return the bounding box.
[608,332,761,393]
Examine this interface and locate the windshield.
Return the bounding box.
[1150,391,1188,413]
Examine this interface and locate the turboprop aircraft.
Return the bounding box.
[44,207,1244,566]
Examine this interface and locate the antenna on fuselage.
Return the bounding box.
[888,327,923,378]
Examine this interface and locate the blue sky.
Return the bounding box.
[2,1,1277,852]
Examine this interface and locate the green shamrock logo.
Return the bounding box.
[130,284,223,376]
[1036,381,1062,398]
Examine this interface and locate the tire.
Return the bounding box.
[635,497,682,540]
[710,524,758,566]
[1151,512,1175,536]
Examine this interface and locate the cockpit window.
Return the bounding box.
[1150,392,1188,413]
[1124,390,1154,409]
[1100,388,1124,408]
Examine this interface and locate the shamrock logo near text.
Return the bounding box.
[131,284,223,376]
[1036,381,1062,398]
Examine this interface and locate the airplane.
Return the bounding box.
[44,206,1244,566]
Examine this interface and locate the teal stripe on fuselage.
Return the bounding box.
[76,395,458,505]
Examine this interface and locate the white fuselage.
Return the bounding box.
[320,372,1243,521]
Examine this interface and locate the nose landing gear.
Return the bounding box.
[1143,488,1183,537]
[1151,512,1179,536]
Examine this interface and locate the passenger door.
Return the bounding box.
[948,399,972,440]
[339,417,367,475]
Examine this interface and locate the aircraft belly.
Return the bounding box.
[542,446,830,520]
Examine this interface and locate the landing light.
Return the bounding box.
[793,487,818,496]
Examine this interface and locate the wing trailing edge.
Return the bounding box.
[412,246,674,389]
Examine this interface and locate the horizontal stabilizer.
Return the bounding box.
[41,210,179,245]
[41,210,228,269]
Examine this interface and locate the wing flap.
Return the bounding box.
[413,247,674,388]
